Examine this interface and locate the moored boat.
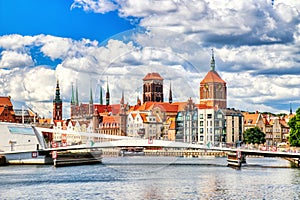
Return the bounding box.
[0,122,52,165]
[227,151,242,168]
[119,147,145,156]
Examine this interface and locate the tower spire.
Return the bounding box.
[290,102,292,115]
[100,86,103,105]
[75,81,79,106]
[120,90,124,105]
[71,82,75,105]
[89,86,93,104]
[53,79,62,120]
[106,77,110,106]
[169,81,173,104]
[210,48,215,71]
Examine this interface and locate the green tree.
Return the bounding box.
[288,108,300,147]
[243,127,266,144]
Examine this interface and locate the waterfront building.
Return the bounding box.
[130,101,182,140]
[219,108,244,147]
[178,52,244,146]
[243,112,291,146]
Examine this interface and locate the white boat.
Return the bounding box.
[0,122,52,165]
[0,122,104,166]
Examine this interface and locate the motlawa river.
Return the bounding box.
[0,156,299,200]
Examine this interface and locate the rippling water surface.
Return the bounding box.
[0,157,299,200]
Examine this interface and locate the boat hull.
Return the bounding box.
[3,151,53,165]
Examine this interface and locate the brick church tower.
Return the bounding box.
[199,50,227,109]
[53,80,63,120]
[143,72,164,103]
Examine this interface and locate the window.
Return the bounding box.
[199,114,203,119]
[207,114,212,119]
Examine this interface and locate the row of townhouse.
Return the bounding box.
[176,98,244,147]
[243,112,291,146]
[125,102,291,147]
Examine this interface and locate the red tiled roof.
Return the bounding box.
[200,70,226,84]
[143,72,164,81]
[102,116,118,123]
[243,113,259,125]
[0,107,4,115]
[171,102,187,111]
[0,96,13,107]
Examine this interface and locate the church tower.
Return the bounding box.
[199,50,227,109]
[143,72,164,103]
[53,80,63,120]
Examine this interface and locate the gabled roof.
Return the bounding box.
[243,112,260,125]
[133,102,180,113]
[139,113,148,122]
[171,102,187,112]
[0,96,13,107]
[200,70,226,84]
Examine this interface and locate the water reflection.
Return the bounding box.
[0,157,299,200]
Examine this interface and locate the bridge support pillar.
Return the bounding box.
[241,154,246,164]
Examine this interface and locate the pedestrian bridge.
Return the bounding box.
[39,127,300,160]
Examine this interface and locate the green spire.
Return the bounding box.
[71,83,75,105]
[100,86,103,105]
[75,82,79,106]
[210,48,215,71]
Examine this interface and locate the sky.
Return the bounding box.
[0,0,299,118]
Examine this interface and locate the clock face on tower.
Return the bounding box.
[218,84,222,90]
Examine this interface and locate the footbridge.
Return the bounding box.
[36,127,300,167]
[37,127,300,159]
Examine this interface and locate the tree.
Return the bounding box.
[288,108,300,147]
[243,127,266,145]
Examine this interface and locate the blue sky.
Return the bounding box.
[0,0,299,118]
[0,0,134,42]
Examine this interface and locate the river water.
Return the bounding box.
[0,156,299,200]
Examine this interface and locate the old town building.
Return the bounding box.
[0,96,16,123]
